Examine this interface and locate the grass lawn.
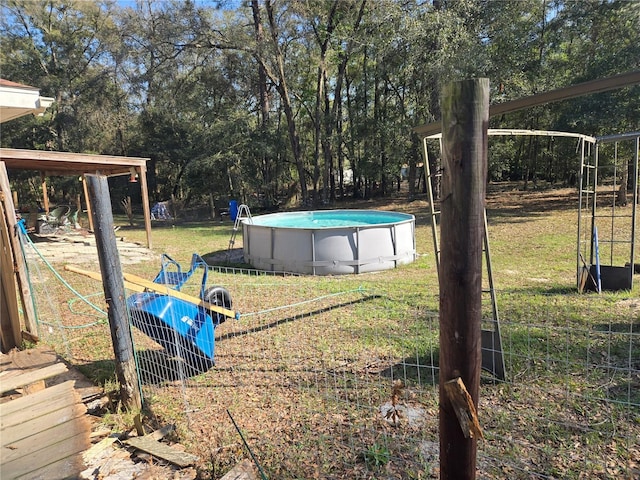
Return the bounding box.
[25,183,639,479]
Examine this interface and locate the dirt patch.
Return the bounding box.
[616,298,640,316]
[26,230,156,265]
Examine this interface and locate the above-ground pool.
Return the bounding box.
[242,210,416,275]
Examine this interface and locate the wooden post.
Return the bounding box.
[85,174,142,411]
[0,183,22,351]
[438,78,489,480]
[40,172,49,213]
[137,166,153,249]
[0,163,38,339]
[81,175,94,232]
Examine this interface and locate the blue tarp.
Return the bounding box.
[151,202,172,220]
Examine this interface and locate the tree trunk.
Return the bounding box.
[263,0,308,205]
[251,0,273,204]
[617,160,629,206]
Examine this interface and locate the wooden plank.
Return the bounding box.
[0,380,75,417]
[0,286,15,352]
[123,272,238,319]
[0,165,22,351]
[149,424,175,441]
[0,362,68,394]
[124,436,199,467]
[2,412,91,463]
[65,265,239,319]
[0,161,38,337]
[1,386,77,430]
[1,347,102,402]
[15,454,85,480]
[22,379,45,394]
[1,347,58,372]
[82,434,121,464]
[1,430,88,479]
[2,400,86,445]
[0,148,148,168]
[81,176,94,234]
[65,264,147,293]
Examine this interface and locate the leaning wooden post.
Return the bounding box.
[85,174,142,411]
[40,172,49,214]
[438,78,489,480]
[81,175,95,232]
[0,163,38,339]
[137,165,153,249]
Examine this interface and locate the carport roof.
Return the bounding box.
[0,148,148,177]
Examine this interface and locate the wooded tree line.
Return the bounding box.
[1,0,638,210]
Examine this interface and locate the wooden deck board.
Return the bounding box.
[1,347,102,402]
[1,431,89,479]
[0,380,75,418]
[2,400,87,445]
[2,414,92,464]
[0,362,68,394]
[0,348,94,480]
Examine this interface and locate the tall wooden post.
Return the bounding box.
[85,174,142,411]
[438,78,489,479]
[81,176,94,232]
[0,169,22,350]
[137,166,153,249]
[40,172,49,213]
[0,163,38,339]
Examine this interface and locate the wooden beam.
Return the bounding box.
[0,362,68,394]
[0,381,76,418]
[0,148,148,169]
[85,174,142,412]
[0,162,38,337]
[0,230,21,351]
[0,379,90,480]
[415,70,640,137]
[64,265,239,319]
[124,436,199,467]
[0,165,22,352]
[81,175,94,232]
[438,78,489,480]
[122,272,238,319]
[138,165,153,249]
[40,172,49,214]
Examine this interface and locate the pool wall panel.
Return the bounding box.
[273,228,314,273]
[242,210,415,275]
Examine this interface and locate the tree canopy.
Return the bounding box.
[2,0,638,209]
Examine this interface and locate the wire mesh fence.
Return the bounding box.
[21,233,639,479]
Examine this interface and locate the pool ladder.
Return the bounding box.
[227,204,252,260]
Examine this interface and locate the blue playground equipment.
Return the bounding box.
[127,253,233,372]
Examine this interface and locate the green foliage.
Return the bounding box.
[2,0,638,205]
[364,441,391,468]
